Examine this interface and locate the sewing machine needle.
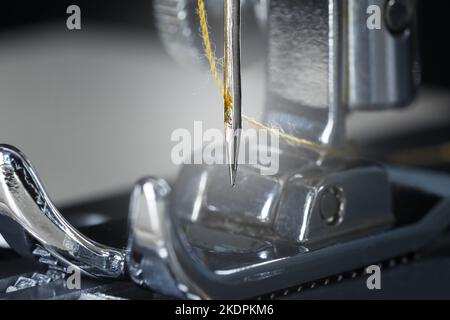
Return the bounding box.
[224,0,242,187]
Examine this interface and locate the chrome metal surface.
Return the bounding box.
[319,186,346,226]
[140,0,424,299]
[153,0,207,67]
[347,0,419,110]
[224,0,242,186]
[0,145,125,278]
[127,177,203,299]
[265,0,346,147]
[128,142,396,299]
[127,166,450,299]
[174,147,394,245]
[265,0,419,146]
[385,0,415,35]
[155,0,419,144]
[153,0,263,68]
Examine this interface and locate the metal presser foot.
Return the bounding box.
[125,0,448,299]
[0,145,126,279]
[126,153,450,300]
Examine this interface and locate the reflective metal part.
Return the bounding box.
[157,0,419,147]
[319,186,346,226]
[154,0,419,145]
[265,0,346,147]
[347,0,419,110]
[135,0,424,299]
[127,165,450,299]
[153,0,208,67]
[0,145,125,278]
[265,0,419,146]
[153,0,265,68]
[127,141,396,299]
[0,233,8,249]
[224,0,242,186]
[127,177,203,299]
[174,148,394,246]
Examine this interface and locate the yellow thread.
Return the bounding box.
[198,0,345,156]
[198,0,233,110]
[242,115,343,156]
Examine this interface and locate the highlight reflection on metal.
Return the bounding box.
[125,142,396,299]
[0,145,125,278]
[136,0,421,299]
[265,0,419,148]
[127,178,204,299]
[127,165,450,299]
[154,0,419,149]
[224,0,242,186]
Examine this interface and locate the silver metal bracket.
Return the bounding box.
[0,145,126,279]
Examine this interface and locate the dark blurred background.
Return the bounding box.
[0,1,155,33]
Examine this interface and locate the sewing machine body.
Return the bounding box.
[1,0,450,300]
[125,0,434,298]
